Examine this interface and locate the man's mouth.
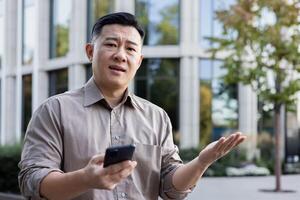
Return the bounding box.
[109,65,126,72]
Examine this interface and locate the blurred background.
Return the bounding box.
[0,0,299,198]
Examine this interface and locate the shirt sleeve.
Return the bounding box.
[159,112,194,199]
[18,98,64,199]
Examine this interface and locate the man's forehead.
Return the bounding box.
[101,24,142,44]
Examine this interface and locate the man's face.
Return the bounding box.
[86,24,143,91]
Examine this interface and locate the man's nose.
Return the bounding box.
[113,48,127,62]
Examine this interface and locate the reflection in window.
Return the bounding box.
[135,58,179,143]
[257,101,274,135]
[49,68,68,96]
[0,0,3,69]
[22,0,35,65]
[22,75,32,135]
[135,0,180,45]
[199,60,238,145]
[284,108,300,163]
[87,0,115,42]
[199,0,236,48]
[50,0,71,58]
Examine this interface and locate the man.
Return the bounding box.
[19,12,246,199]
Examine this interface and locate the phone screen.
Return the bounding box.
[103,144,136,167]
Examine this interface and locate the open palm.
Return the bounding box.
[198,132,246,166]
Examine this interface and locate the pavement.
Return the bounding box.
[187,175,300,200]
[1,175,299,200]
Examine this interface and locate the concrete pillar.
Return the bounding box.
[15,0,24,142]
[67,0,88,90]
[238,83,258,160]
[179,57,199,149]
[0,0,18,145]
[70,0,87,63]
[68,64,86,90]
[115,0,134,13]
[3,77,17,144]
[179,0,200,149]
[32,0,49,112]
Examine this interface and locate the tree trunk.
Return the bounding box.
[274,105,282,191]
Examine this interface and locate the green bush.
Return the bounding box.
[0,144,22,194]
[179,148,200,163]
[207,149,248,176]
[179,147,248,176]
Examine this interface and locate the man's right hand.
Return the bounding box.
[83,154,137,190]
[40,154,137,200]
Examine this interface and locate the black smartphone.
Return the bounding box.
[103,144,136,168]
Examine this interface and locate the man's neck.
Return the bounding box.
[97,84,127,108]
[105,93,125,108]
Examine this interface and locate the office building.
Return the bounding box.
[0,0,299,161]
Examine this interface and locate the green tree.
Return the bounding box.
[93,0,114,20]
[209,0,300,191]
[199,82,213,146]
[156,3,179,44]
[135,1,150,44]
[56,25,69,57]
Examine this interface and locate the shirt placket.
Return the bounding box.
[110,108,128,199]
[110,109,122,146]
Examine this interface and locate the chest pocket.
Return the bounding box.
[130,142,162,199]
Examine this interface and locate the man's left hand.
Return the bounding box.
[197,132,246,166]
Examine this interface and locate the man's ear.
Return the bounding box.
[85,43,94,62]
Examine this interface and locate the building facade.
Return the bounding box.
[0,0,299,161]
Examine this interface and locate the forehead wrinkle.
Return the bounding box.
[104,36,139,46]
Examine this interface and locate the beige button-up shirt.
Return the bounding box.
[19,78,191,200]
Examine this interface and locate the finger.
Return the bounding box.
[222,133,241,152]
[232,135,247,147]
[109,164,136,183]
[223,133,240,148]
[215,137,226,151]
[224,134,247,153]
[106,160,136,175]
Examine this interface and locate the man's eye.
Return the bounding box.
[127,47,136,52]
[105,43,117,47]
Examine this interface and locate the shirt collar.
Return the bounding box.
[84,77,135,108]
[83,78,104,107]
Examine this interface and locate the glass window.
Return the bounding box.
[257,101,274,135]
[135,0,180,45]
[199,60,238,145]
[49,0,71,58]
[22,0,35,65]
[0,80,1,133]
[49,68,68,96]
[22,75,32,135]
[87,0,115,42]
[86,64,93,81]
[284,109,300,163]
[0,0,5,69]
[135,58,180,143]
[199,0,236,48]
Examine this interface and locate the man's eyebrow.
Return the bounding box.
[104,37,139,46]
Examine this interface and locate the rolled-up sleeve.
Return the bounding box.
[159,113,194,199]
[18,98,64,199]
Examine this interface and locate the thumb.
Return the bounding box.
[90,154,105,165]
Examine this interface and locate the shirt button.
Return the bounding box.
[121,192,126,198]
[114,135,120,140]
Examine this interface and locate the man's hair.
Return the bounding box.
[90,12,145,42]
